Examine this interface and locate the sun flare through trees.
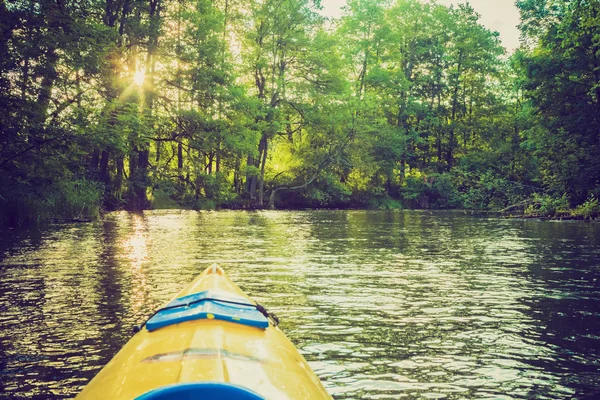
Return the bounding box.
[0,0,599,224]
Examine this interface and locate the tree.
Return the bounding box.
[517,0,600,203]
[241,0,323,206]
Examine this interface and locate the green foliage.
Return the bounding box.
[457,170,520,210]
[365,196,402,210]
[313,174,353,207]
[401,174,462,209]
[196,173,237,205]
[516,0,600,205]
[571,196,600,219]
[431,175,462,209]
[0,179,103,226]
[151,181,180,209]
[1,0,598,224]
[525,193,570,217]
[44,180,103,219]
[193,199,217,210]
[402,176,429,208]
[276,173,352,208]
[0,191,46,227]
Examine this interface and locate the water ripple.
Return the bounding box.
[0,210,599,399]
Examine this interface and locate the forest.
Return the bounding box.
[1,0,599,225]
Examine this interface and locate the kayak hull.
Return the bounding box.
[76,265,331,399]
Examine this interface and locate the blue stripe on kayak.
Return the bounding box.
[146,291,269,331]
[166,290,253,308]
[135,382,265,400]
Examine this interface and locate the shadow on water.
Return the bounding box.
[514,221,600,399]
[0,210,599,399]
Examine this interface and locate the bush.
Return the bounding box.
[151,181,180,209]
[366,196,402,210]
[44,179,103,219]
[431,174,462,208]
[572,196,599,219]
[1,179,103,226]
[152,173,240,209]
[275,173,352,208]
[196,172,237,205]
[0,192,43,226]
[525,193,570,217]
[402,176,429,208]
[456,170,529,210]
[400,174,461,209]
[193,198,217,210]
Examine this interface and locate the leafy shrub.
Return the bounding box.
[402,176,429,208]
[456,170,529,210]
[44,179,103,219]
[193,198,217,210]
[401,174,461,209]
[366,196,402,210]
[572,196,599,218]
[304,188,331,206]
[430,174,462,208]
[277,173,352,208]
[151,181,180,209]
[350,184,386,208]
[196,172,237,205]
[525,193,569,216]
[0,192,43,226]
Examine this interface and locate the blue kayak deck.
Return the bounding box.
[146,290,269,331]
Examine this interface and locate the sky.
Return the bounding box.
[319,0,522,52]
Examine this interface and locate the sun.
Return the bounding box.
[133,70,145,86]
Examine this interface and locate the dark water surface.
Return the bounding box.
[1,210,599,399]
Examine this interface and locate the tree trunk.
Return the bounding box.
[99,150,110,187]
[234,156,241,194]
[258,134,268,207]
[135,149,149,210]
[129,147,137,182]
[447,52,463,170]
[268,187,282,209]
[35,56,58,127]
[246,155,256,200]
[177,142,183,179]
[399,159,405,186]
[216,138,221,173]
[437,134,442,164]
[90,149,100,176]
[131,0,161,211]
[206,153,213,174]
[115,156,124,201]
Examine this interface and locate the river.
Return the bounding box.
[0,210,599,399]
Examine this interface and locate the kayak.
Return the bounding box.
[76,264,332,399]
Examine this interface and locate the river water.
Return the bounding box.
[0,210,599,399]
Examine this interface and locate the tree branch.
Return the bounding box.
[268,127,354,208]
[0,137,60,168]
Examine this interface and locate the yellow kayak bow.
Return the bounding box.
[76,265,332,400]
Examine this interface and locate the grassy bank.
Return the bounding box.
[3,171,597,228]
[0,180,103,226]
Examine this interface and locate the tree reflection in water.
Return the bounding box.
[0,210,598,399]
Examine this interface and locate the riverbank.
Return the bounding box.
[4,202,599,228]
[501,194,600,222]
[3,181,598,228]
[504,214,600,223]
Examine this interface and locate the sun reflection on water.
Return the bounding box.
[1,210,599,399]
[124,214,149,269]
[122,214,150,315]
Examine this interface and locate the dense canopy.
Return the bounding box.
[1,0,599,224]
